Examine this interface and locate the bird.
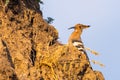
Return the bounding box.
[68,24,90,54]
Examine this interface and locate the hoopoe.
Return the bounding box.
[68,24,90,54]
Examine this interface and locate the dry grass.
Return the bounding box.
[91,60,105,67]
[36,44,69,80]
[85,47,105,67]
[85,47,100,56]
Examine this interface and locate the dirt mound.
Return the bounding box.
[0,0,104,80]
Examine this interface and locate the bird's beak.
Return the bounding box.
[68,27,75,30]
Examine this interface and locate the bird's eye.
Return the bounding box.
[79,26,81,29]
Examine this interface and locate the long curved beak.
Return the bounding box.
[68,27,75,30]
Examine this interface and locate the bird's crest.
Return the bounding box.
[68,24,90,30]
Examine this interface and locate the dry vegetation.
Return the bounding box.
[0,0,104,80]
[85,47,105,67]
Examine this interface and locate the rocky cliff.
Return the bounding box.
[0,0,104,80]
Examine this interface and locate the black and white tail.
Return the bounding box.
[72,40,86,54]
[72,40,89,60]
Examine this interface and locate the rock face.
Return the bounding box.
[0,0,104,80]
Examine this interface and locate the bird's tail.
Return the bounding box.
[72,40,89,60]
[72,40,85,53]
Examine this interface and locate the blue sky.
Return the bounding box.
[41,0,120,80]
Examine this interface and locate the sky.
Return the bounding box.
[41,0,120,80]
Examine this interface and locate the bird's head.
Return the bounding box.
[68,24,90,32]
